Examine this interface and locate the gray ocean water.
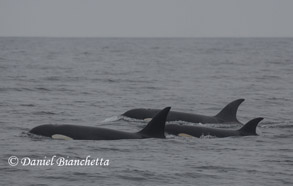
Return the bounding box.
[0,37,292,186]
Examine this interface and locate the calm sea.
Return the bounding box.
[0,37,292,186]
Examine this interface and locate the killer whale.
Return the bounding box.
[165,117,263,138]
[122,99,244,124]
[29,107,170,140]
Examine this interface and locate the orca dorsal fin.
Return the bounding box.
[138,107,171,138]
[239,117,263,135]
[215,99,245,123]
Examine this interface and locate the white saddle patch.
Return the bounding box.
[52,134,73,140]
[178,133,194,138]
[143,118,152,122]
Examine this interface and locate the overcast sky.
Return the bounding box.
[1,0,293,37]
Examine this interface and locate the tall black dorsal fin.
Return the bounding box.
[239,117,263,135]
[215,99,245,123]
[138,107,171,138]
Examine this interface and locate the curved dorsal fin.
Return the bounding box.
[138,107,171,138]
[215,99,245,123]
[239,117,263,135]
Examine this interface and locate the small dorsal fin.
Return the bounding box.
[239,117,263,135]
[138,107,171,138]
[215,99,245,123]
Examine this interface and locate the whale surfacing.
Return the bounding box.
[122,99,245,124]
[165,118,263,138]
[30,107,171,140]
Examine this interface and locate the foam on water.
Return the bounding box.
[101,116,121,123]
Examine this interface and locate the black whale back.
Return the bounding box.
[122,99,244,124]
[29,107,171,140]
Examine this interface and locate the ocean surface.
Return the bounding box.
[0,37,292,186]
